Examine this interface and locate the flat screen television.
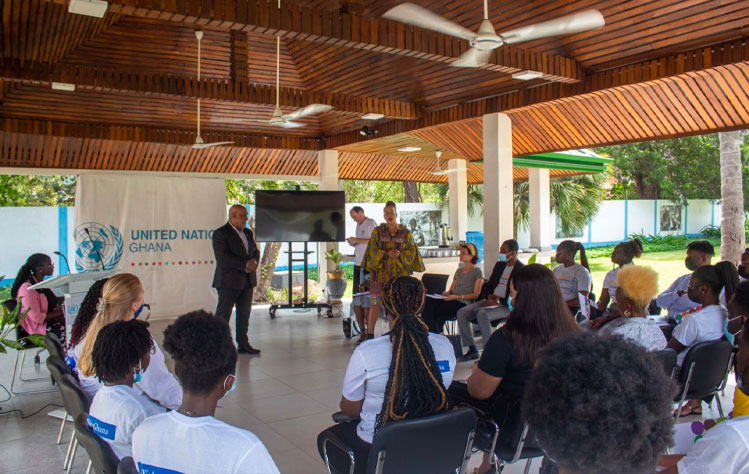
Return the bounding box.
[255,190,346,242]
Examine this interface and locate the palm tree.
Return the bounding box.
[720,131,745,264]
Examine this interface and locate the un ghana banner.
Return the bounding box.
[74,174,226,318]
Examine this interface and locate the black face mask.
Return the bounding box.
[687,285,701,305]
[739,265,748,279]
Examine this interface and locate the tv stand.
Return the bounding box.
[268,242,331,319]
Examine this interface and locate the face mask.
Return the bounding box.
[687,286,701,304]
[507,295,513,312]
[740,265,748,279]
[134,304,145,319]
[133,362,143,383]
[458,262,465,269]
[498,253,508,263]
[724,316,744,347]
[219,374,236,400]
[685,257,699,271]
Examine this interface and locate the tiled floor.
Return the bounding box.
[0,304,735,474]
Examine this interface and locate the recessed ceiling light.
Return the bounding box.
[68,0,108,18]
[51,82,76,92]
[397,146,421,152]
[362,113,385,120]
[512,70,544,81]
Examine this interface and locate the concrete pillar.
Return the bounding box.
[448,158,468,244]
[318,149,339,289]
[529,167,551,250]
[483,113,514,275]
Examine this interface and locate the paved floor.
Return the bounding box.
[0,304,734,473]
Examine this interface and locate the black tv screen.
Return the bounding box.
[255,190,346,242]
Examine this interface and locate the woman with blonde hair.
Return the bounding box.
[71,273,182,409]
[596,265,666,351]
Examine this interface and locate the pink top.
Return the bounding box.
[17,281,48,335]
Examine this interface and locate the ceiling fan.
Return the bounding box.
[256,36,333,128]
[383,1,604,68]
[193,30,233,149]
[429,151,464,176]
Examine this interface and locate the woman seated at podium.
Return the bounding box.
[10,253,65,340]
[71,273,183,409]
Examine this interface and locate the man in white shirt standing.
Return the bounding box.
[656,241,714,318]
[347,206,376,341]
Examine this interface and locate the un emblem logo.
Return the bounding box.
[74,222,124,272]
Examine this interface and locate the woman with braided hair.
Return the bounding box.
[11,253,65,340]
[317,276,456,474]
[88,319,165,459]
[67,278,108,351]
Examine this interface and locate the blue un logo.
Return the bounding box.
[74,222,124,272]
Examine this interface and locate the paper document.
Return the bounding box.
[427,294,446,299]
[353,291,370,297]
[483,304,500,309]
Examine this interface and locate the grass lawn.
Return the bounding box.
[588,249,687,296]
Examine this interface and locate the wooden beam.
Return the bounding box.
[0,59,418,119]
[230,30,249,85]
[100,0,583,83]
[0,117,322,150]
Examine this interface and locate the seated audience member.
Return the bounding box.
[11,253,65,340]
[66,278,108,363]
[727,282,749,418]
[596,239,643,317]
[456,239,523,361]
[739,248,749,281]
[449,264,579,474]
[88,319,165,459]
[668,262,738,417]
[656,241,714,318]
[132,310,279,474]
[317,276,455,474]
[72,273,182,409]
[421,243,484,334]
[592,265,666,351]
[523,333,675,474]
[552,240,592,314]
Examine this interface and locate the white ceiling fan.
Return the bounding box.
[256,36,333,128]
[429,151,464,176]
[193,30,233,149]
[383,1,604,68]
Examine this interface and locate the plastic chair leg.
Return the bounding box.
[56,414,68,444]
[63,435,75,471]
[85,459,92,474]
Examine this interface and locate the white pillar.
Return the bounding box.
[529,167,551,250]
[448,158,468,244]
[483,113,514,275]
[318,149,339,288]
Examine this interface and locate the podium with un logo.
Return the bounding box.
[30,270,116,344]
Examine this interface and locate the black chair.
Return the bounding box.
[653,348,678,379]
[44,333,67,364]
[47,356,78,448]
[321,408,477,474]
[648,299,662,316]
[58,373,92,473]
[674,339,734,420]
[117,457,138,474]
[75,412,120,474]
[421,273,449,295]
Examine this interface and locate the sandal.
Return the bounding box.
[674,404,702,418]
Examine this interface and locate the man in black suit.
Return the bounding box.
[457,239,524,361]
[212,204,261,354]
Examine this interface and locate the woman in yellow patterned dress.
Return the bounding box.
[361,201,425,341]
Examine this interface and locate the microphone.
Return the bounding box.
[85,228,106,272]
[53,251,71,274]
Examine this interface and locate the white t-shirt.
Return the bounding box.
[71,336,183,410]
[132,411,279,474]
[672,304,727,366]
[553,263,592,302]
[677,416,749,474]
[602,267,620,310]
[342,333,456,443]
[354,218,377,265]
[88,384,165,459]
[492,265,514,298]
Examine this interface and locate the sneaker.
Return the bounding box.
[459,348,479,362]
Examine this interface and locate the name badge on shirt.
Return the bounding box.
[138,463,184,474]
[87,415,116,441]
[437,360,451,373]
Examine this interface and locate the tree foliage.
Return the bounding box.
[225,179,318,204]
[0,174,76,206]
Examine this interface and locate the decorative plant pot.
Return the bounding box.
[326,278,347,300]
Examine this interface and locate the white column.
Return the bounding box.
[529,167,551,250]
[448,158,468,244]
[483,113,514,275]
[318,149,339,288]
